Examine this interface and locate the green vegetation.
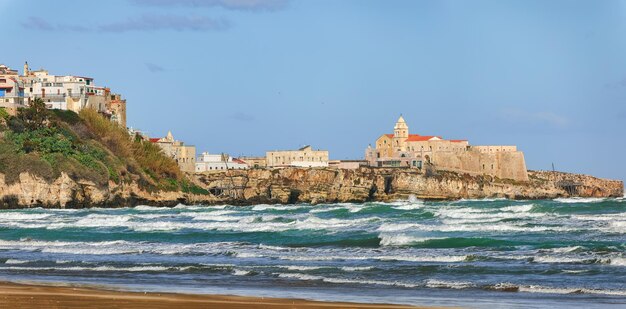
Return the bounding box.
[0,99,205,194]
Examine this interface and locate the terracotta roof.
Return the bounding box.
[406,135,439,142]
[232,158,247,164]
[450,139,468,143]
[149,138,160,143]
[384,134,394,138]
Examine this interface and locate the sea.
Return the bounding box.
[0,197,624,308]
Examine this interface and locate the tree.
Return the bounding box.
[17,98,49,130]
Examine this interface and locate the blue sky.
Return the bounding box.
[1,0,625,180]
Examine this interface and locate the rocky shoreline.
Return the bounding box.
[0,167,622,209]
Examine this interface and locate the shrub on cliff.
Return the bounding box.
[78,108,183,190]
[16,98,49,131]
[0,104,187,192]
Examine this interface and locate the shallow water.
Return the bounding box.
[0,197,625,308]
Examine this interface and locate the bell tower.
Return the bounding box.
[393,115,409,152]
[23,61,29,76]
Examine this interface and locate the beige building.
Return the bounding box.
[150,131,196,173]
[266,145,329,168]
[239,156,267,169]
[365,116,528,181]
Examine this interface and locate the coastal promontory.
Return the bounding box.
[0,103,622,209]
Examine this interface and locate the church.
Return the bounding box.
[365,116,529,181]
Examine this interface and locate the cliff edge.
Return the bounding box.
[0,167,622,208]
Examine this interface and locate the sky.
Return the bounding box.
[1,0,625,181]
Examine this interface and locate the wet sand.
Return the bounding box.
[0,281,447,309]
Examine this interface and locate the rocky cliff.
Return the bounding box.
[0,167,621,208]
[192,168,624,204]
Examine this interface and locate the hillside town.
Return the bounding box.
[1,62,528,181]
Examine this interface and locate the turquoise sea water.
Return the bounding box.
[0,197,624,308]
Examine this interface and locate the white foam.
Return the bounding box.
[545,246,583,254]
[519,285,582,294]
[189,210,240,222]
[0,265,171,272]
[376,255,467,263]
[610,257,626,266]
[392,200,424,210]
[562,269,588,274]
[276,273,419,288]
[4,259,29,264]
[277,253,467,263]
[133,205,165,211]
[377,223,421,232]
[378,233,442,246]
[554,197,606,204]
[533,256,588,264]
[174,204,227,210]
[436,207,542,220]
[500,204,534,212]
[251,204,308,211]
[309,207,343,213]
[378,222,573,233]
[425,279,474,289]
[454,198,507,203]
[232,269,252,276]
[0,212,52,221]
[340,266,374,272]
[284,265,326,271]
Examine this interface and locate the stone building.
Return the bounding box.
[365,116,528,181]
[105,90,127,128]
[266,145,329,168]
[0,64,25,115]
[239,156,267,169]
[195,152,248,172]
[150,131,196,173]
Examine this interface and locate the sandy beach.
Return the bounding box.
[0,281,444,309]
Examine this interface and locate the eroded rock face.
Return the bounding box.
[0,168,622,208]
[192,167,624,205]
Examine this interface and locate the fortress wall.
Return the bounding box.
[495,152,528,181]
[431,151,528,182]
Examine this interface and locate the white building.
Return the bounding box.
[21,62,100,111]
[195,152,248,172]
[266,145,329,168]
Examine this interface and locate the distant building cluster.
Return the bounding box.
[0,62,126,127]
[365,116,528,181]
[146,117,528,183]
